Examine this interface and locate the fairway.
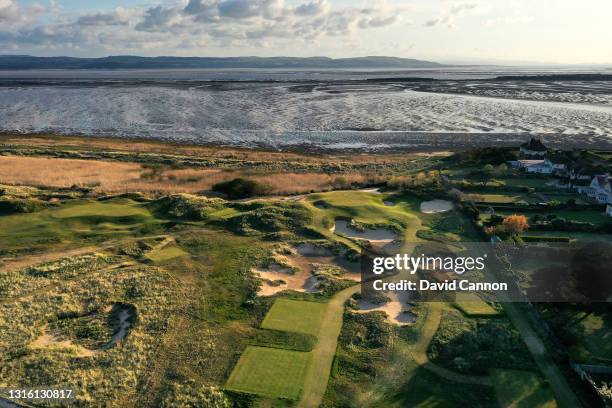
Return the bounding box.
[491,369,557,408]
[145,245,188,263]
[453,294,501,317]
[262,299,327,336]
[0,198,157,253]
[225,346,310,400]
[52,199,151,219]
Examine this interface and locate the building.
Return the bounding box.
[512,159,566,174]
[576,174,612,204]
[520,138,548,157]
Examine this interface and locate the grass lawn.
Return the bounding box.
[304,191,423,243]
[496,209,609,225]
[568,312,612,363]
[304,190,478,247]
[463,193,535,204]
[502,177,550,189]
[0,198,158,254]
[368,363,496,408]
[490,369,556,408]
[452,294,501,317]
[225,346,310,400]
[522,231,612,243]
[145,245,188,263]
[261,299,327,336]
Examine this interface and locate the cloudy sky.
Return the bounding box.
[1,0,611,64]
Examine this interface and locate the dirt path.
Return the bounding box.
[297,285,360,408]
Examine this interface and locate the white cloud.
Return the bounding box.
[424,2,478,28]
[0,0,405,53]
[0,0,47,27]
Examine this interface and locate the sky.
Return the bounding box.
[1,0,611,64]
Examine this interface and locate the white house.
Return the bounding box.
[513,159,566,174]
[577,174,612,204]
[520,138,548,157]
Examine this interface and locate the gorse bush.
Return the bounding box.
[226,202,313,237]
[212,178,271,199]
[0,197,50,215]
[155,194,226,220]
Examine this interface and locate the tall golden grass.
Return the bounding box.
[0,156,380,195]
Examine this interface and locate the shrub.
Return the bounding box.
[0,197,49,214]
[212,178,271,199]
[521,236,571,243]
[226,202,313,237]
[155,194,226,220]
[502,215,529,235]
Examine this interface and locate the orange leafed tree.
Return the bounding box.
[502,215,529,235]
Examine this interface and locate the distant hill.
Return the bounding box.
[0,55,443,70]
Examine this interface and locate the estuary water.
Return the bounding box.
[1,67,611,151]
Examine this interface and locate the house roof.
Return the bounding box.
[521,138,547,152]
[595,175,611,189]
[518,159,547,167]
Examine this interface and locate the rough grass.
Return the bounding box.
[225,346,310,400]
[490,369,556,408]
[0,155,374,195]
[261,299,327,336]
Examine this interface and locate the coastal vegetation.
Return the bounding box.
[1,137,609,407]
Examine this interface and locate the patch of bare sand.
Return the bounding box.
[355,291,417,326]
[420,199,454,214]
[333,219,398,246]
[30,325,96,357]
[254,244,360,296]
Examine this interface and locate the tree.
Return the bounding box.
[502,215,529,235]
[481,164,495,187]
[494,163,508,177]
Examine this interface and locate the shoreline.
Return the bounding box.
[3,131,612,155]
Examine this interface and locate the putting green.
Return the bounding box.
[225,346,310,400]
[261,299,327,336]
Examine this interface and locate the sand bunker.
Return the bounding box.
[420,200,454,214]
[333,219,397,245]
[295,243,333,257]
[355,291,416,326]
[101,307,132,351]
[254,244,360,296]
[30,304,134,356]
